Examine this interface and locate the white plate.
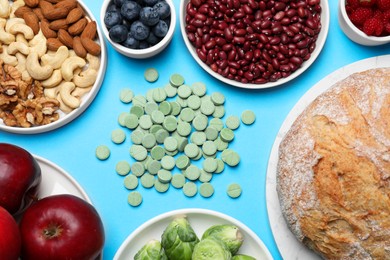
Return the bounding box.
[114,208,273,260]
[179,0,329,89]
[265,55,390,259]
[35,155,91,202]
[0,0,107,134]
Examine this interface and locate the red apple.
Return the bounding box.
[19,194,105,260]
[0,206,21,260]
[0,143,41,216]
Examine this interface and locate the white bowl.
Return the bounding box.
[114,208,273,260]
[100,0,176,59]
[0,1,107,134]
[338,0,390,46]
[180,0,329,89]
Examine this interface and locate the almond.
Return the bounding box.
[58,29,73,48]
[80,21,97,40]
[41,19,57,38]
[66,7,84,24]
[54,0,77,11]
[14,6,33,18]
[49,19,68,31]
[33,8,45,21]
[73,36,87,58]
[43,7,69,20]
[68,17,87,36]
[81,37,101,56]
[23,12,40,35]
[39,0,54,16]
[47,38,63,51]
[25,0,39,8]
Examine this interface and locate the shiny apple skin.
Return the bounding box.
[0,206,21,260]
[19,194,105,260]
[0,143,42,216]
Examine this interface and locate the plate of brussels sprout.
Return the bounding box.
[114,208,273,260]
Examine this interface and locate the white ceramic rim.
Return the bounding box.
[179,0,330,89]
[100,0,176,59]
[265,55,390,259]
[339,0,390,44]
[0,0,107,134]
[114,208,274,260]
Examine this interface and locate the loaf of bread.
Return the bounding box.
[276,68,390,259]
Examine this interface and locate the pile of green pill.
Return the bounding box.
[96,70,255,207]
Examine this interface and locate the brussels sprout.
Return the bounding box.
[134,239,168,260]
[161,216,200,260]
[192,237,232,260]
[201,224,244,254]
[232,254,256,260]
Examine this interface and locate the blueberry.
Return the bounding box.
[114,0,128,7]
[152,20,168,38]
[142,0,158,6]
[121,1,141,21]
[146,31,161,45]
[109,24,129,43]
[123,32,140,48]
[139,7,159,26]
[107,3,120,12]
[130,20,150,40]
[153,1,170,19]
[139,41,150,49]
[104,10,123,28]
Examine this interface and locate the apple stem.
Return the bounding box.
[43,224,62,239]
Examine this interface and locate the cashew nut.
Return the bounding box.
[16,33,29,45]
[0,46,17,66]
[5,18,25,33]
[41,46,69,69]
[41,69,62,88]
[86,54,100,71]
[0,19,15,44]
[0,0,10,19]
[8,41,29,55]
[73,69,97,88]
[61,56,86,82]
[59,82,80,109]
[44,85,60,99]
[29,30,47,57]
[22,70,32,82]
[72,86,92,98]
[26,52,54,80]
[56,93,74,114]
[9,23,34,40]
[15,52,26,71]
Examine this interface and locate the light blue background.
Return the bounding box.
[1,0,389,259]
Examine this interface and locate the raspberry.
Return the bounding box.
[363,17,384,35]
[359,0,377,6]
[378,0,390,10]
[347,0,361,8]
[348,7,374,26]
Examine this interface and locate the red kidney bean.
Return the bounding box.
[233,36,246,44]
[191,0,202,7]
[280,17,291,25]
[274,11,285,21]
[234,28,247,36]
[228,50,237,61]
[222,43,233,51]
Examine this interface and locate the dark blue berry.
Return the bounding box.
[123,32,140,48]
[139,7,159,26]
[152,20,168,38]
[139,41,150,49]
[146,31,161,45]
[153,1,170,19]
[130,20,150,40]
[143,0,158,6]
[109,24,129,43]
[114,0,128,7]
[107,3,119,12]
[104,10,123,28]
[121,1,141,21]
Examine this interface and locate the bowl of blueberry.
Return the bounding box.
[101,0,176,59]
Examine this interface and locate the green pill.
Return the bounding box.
[140,173,155,188]
[162,115,178,132]
[211,92,225,105]
[183,181,197,197]
[147,160,161,175]
[159,101,172,115]
[200,99,215,116]
[115,160,131,176]
[214,137,229,151]
[214,159,225,174]
[180,107,195,123]
[139,115,153,130]
[170,73,185,87]
[187,95,201,110]
[130,105,144,118]
[177,121,192,137]
[130,145,148,161]
[118,112,129,127]
[164,83,177,98]
[150,145,165,160]
[151,110,165,124]
[128,191,142,207]
[124,113,139,129]
[184,143,200,158]
[212,105,225,118]
[199,183,214,198]
[152,88,167,103]
[163,137,178,152]
[220,128,235,142]
[132,95,147,107]
[192,114,208,131]
[199,170,213,183]
[190,131,206,146]
[227,183,242,198]
[144,68,159,82]
[119,88,134,103]
[176,97,188,108]
[157,169,172,183]
[209,118,224,131]
[192,82,207,97]
[241,110,256,125]
[202,140,217,156]
[175,135,189,152]
[170,101,181,116]
[95,145,110,160]
[184,165,201,181]
[177,84,192,99]
[221,149,240,166]
[155,129,169,144]
[205,126,219,141]
[131,129,144,144]
[141,133,156,149]
[171,174,186,188]
[202,157,218,173]
[144,101,159,115]
[149,124,163,135]
[131,162,145,177]
[154,179,170,193]
[111,129,126,144]
[175,155,190,170]
[225,115,241,130]
[124,174,138,190]
[161,155,175,170]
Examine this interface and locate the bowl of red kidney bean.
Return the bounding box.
[180,0,329,89]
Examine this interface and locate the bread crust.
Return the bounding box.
[277,68,390,259]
